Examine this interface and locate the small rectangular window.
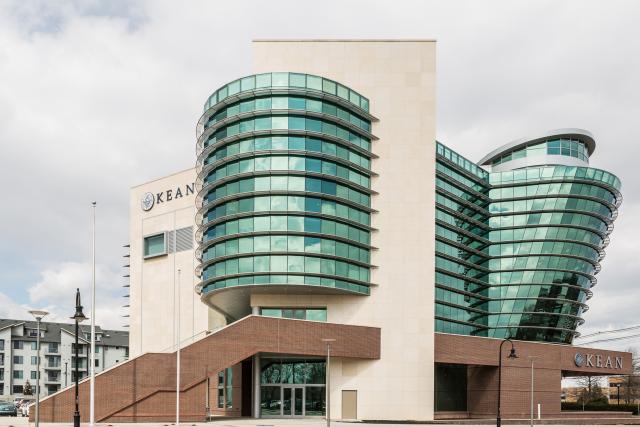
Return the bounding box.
[144,233,166,258]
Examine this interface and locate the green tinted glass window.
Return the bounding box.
[144,234,165,258]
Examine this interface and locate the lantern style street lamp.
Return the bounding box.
[497,338,518,427]
[70,289,87,427]
[321,338,336,427]
[28,309,48,427]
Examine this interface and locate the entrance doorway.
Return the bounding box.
[283,386,304,417]
[259,357,326,417]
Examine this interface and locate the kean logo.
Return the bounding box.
[141,192,154,211]
[140,183,195,212]
[574,352,623,369]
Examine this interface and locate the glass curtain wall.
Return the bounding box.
[435,141,621,344]
[196,73,375,304]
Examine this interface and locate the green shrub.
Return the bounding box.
[562,402,639,415]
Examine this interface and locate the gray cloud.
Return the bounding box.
[0,0,639,348]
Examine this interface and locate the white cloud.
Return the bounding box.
[0,0,639,347]
[0,292,33,319]
[26,262,125,329]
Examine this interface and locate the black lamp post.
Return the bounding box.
[497,338,518,427]
[615,383,621,406]
[70,288,87,427]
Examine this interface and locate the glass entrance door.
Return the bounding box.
[282,386,304,416]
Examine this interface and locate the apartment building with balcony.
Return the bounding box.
[0,319,128,399]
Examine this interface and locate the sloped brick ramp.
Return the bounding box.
[35,315,380,423]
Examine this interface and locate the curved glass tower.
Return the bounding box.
[195,73,376,318]
[436,129,621,344]
[195,73,621,345]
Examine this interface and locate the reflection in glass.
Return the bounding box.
[260,386,281,416]
[261,360,281,384]
[283,387,291,414]
[295,387,303,415]
[305,386,326,416]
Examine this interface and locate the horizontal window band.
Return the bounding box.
[201,149,376,179]
[200,230,374,251]
[436,172,491,201]
[202,170,376,197]
[435,155,490,185]
[199,86,377,126]
[197,128,377,164]
[199,250,373,271]
[200,109,376,144]
[199,271,374,290]
[198,211,376,235]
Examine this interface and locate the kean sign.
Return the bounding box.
[141,183,195,212]
[574,352,623,369]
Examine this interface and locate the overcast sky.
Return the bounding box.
[0,0,638,351]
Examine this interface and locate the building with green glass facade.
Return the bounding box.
[435,130,621,344]
[111,41,632,423]
[194,73,624,420]
[195,72,375,317]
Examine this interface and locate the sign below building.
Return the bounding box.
[574,352,623,369]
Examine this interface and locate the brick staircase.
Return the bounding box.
[35,315,380,423]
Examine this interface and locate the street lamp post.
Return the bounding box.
[616,384,621,406]
[71,288,88,427]
[497,338,518,427]
[176,268,181,427]
[321,338,336,427]
[90,201,96,426]
[28,309,49,427]
[527,356,541,427]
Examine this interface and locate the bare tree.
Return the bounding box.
[621,348,640,404]
[576,375,606,404]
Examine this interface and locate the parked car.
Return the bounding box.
[0,402,17,417]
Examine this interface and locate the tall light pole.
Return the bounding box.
[71,288,88,427]
[528,356,540,427]
[321,338,336,427]
[497,338,518,427]
[90,201,96,426]
[28,309,48,427]
[176,268,181,426]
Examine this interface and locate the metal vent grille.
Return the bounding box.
[176,226,193,252]
[167,227,193,253]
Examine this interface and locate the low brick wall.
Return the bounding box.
[435,333,632,418]
[35,315,380,423]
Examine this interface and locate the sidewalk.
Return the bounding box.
[3,419,640,427]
